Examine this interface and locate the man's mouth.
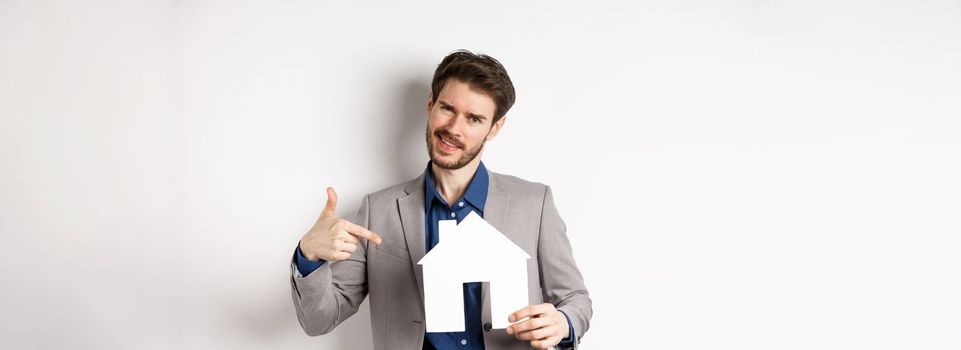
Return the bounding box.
[437,133,462,152]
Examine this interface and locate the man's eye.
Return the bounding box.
[471,117,481,123]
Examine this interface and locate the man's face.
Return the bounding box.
[426,78,505,170]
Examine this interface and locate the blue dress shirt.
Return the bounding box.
[294,161,575,348]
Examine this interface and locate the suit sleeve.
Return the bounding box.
[538,185,593,348]
[289,194,371,336]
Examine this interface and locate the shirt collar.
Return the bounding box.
[423,160,489,211]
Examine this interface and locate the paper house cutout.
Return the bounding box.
[417,211,531,332]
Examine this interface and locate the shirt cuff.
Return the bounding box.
[294,244,326,277]
[557,309,576,348]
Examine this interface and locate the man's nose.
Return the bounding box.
[443,115,466,136]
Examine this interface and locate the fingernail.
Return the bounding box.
[509,315,515,322]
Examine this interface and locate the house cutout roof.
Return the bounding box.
[418,211,530,266]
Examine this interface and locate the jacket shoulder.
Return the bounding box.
[490,171,549,198]
[364,177,420,204]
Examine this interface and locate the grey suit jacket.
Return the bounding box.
[290,170,592,349]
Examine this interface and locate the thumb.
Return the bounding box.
[320,187,338,219]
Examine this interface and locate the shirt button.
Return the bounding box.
[450,212,456,218]
[458,201,464,207]
[460,339,467,345]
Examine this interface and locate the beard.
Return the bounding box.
[426,128,485,170]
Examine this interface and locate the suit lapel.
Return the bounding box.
[398,176,426,303]
[483,171,512,235]
[480,171,511,326]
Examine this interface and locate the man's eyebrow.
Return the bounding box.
[439,101,455,110]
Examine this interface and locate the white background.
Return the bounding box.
[2,0,960,349]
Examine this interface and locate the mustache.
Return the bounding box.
[434,130,464,148]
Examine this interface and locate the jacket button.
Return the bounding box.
[483,322,492,332]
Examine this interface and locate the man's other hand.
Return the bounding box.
[506,303,570,349]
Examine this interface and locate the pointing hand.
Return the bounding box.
[299,187,382,262]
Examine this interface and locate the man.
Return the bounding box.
[290,50,592,349]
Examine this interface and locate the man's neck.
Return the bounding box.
[430,158,481,205]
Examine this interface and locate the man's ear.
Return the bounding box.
[426,91,433,115]
[486,116,507,141]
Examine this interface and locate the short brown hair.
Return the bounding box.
[431,50,516,124]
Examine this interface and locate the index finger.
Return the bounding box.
[509,303,554,322]
[344,221,382,244]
